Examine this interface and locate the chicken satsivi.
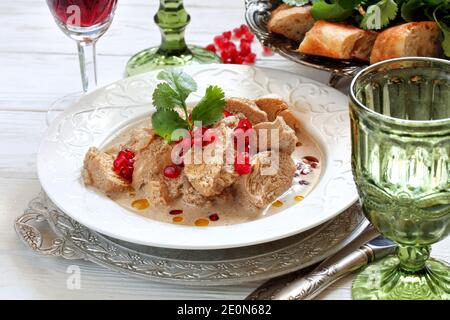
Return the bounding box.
[82,71,321,226]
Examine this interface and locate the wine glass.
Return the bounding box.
[45,0,118,123]
[125,0,221,76]
[350,57,450,300]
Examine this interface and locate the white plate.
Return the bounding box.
[37,64,357,250]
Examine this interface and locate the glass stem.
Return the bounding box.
[155,0,190,55]
[397,245,431,272]
[77,41,98,93]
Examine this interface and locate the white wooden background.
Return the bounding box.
[0,0,448,300]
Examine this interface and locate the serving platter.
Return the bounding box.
[15,192,368,286]
[245,0,365,86]
[37,64,358,250]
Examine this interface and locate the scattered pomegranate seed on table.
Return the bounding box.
[206,24,270,65]
[262,46,273,56]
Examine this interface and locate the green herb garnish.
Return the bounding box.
[151,70,225,142]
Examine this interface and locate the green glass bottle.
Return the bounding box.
[350,58,450,300]
[126,0,221,76]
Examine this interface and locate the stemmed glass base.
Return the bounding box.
[126,45,221,77]
[352,256,450,300]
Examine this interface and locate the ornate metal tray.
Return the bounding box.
[245,0,366,86]
[15,192,368,286]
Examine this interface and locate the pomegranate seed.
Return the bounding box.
[113,156,127,173]
[169,209,183,215]
[223,41,236,51]
[223,111,233,117]
[234,152,251,175]
[214,35,225,47]
[237,118,252,131]
[163,165,181,179]
[244,53,256,64]
[243,31,254,42]
[233,54,245,64]
[209,213,219,221]
[203,129,218,145]
[240,40,251,56]
[120,166,133,181]
[311,162,319,169]
[233,27,243,38]
[262,46,273,56]
[123,149,135,159]
[222,31,232,40]
[240,24,250,33]
[206,44,216,53]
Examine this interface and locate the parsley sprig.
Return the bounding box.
[151,70,225,142]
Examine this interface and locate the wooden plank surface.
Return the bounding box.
[0,0,448,300]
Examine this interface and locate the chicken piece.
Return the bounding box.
[268,4,315,42]
[184,123,238,197]
[182,177,213,208]
[277,109,301,134]
[82,147,130,194]
[298,21,378,62]
[225,97,268,124]
[370,22,441,64]
[254,94,289,122]
[124,128,156,152]
[254,117,298,154]
[235,151,296,208]
[142,177,171,206]
[131,135,173,191]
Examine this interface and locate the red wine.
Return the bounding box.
[47,0,118,28]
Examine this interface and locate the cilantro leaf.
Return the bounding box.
[434,5,450,57]
[361,0,398,30]
[282,0,311,6]
[191,86,226,127]
[157,69,197,102]
[152,109,189,142]
[152,83,182,111]
[311,0,354,21]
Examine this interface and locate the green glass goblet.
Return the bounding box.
[125,0,221,76]
[350,57,450,300]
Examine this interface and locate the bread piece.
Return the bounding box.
[298,21,378,61]
[254,94,289,121]
[370,22,441,64]
[268,4,315,42]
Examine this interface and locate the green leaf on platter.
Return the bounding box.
[191,86,226,127]
[401,0,426,21]
[152,83,183,111]
[337,0,364,9]
[151,109,189,142]
[361,0,398,30]
[311,0,354,21]
[157,69,197,102]
[434,5,450,57]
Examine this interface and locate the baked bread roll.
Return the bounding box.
[297,21,378,62]
[268,4,315,42]
[370,22,441,64]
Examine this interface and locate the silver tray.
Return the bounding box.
[245,0,365,86]
[15,192,368,286]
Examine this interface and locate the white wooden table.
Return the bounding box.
[1,0,448,300]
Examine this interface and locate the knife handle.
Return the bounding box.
[273,246,373,300]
